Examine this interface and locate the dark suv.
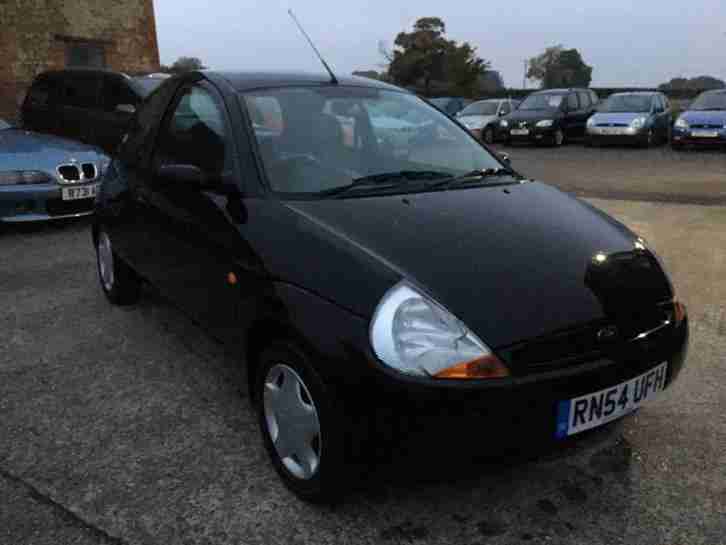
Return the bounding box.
[21,69,168,154]
[500,88,599,146]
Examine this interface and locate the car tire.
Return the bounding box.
[553,129,565,147]
[96,227,141,305]
[642,129,654,148]
[483,127,495,145]
[255,341,347,503]
[671,141,683,151]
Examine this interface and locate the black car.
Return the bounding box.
[93,71,688,502]
[21,69,168,154]
[500,88,599,146]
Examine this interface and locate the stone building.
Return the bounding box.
[0,0,160,120]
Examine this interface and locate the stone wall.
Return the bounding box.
[0,0,160,121]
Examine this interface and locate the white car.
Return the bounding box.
[457,99,520,143]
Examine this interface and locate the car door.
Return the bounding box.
[562,92,582,137]
[655,95,669,140]
[96,74,140,154]
[576,91,593,136]
[134,81,251,342]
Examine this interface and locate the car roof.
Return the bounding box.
[39,68,132,79]
[532,88,590,95]
[209,71,407,93]
[609,91,658,96]
[701,89,726,95]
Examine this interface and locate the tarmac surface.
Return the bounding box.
[2,144,725,544]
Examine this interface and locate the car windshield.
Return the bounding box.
[599,95,652,113]
[133,77,167,97]
[241,86,504,197]
[690,92,726,111]
[459,102,499,116]
[0,119,11,130]
[519,93,564,110]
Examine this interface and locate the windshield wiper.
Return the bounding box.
[427,168,521,191]
[318,170,452,198]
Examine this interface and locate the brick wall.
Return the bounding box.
[0,0,160,121]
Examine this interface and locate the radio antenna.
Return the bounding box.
[288,9,338,85]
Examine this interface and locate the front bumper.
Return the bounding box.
[343,315,689,448]
[672,127,726,147]
[587,128,650,146]
[503,126,558,144]
[0,183,96,222]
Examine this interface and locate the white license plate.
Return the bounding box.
[511,129,529,136]
[555,362,668,439]
[600,127,625,135]
[691,130,718,138]
[61,184,98,201]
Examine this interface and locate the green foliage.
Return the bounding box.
[387,17,489,96]
[659,76,725,91]
[527,45,593,88]
[159,57,207,74]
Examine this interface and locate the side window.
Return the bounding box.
[103,77,139,112]
[60,75,100,109]
[589,91,599,107]
[577,91,590,109]
[566,93,579,111]
[26,76,55,107]
[662,95,670,111]
[154,85,229,177]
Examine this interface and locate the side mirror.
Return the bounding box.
[116,104,136,115]
[156,164,205,187]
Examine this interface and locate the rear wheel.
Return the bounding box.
[255,342,347,503]
[96,227,141,305]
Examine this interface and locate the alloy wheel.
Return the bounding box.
[263,364,322,480]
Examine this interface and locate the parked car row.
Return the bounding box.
[450,88,726,150]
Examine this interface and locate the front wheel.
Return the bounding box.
[96,227,141,305]
[553,129,565,147]
[483,127,495,145]
[255,342,347,502]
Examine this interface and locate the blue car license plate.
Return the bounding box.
[555,362,668,439]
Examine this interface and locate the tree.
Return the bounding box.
[659,76,725,91]
[159,56,207,74]
[527,45,593,88]
[386,17,489,96]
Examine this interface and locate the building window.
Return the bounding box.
[66,42,106,68]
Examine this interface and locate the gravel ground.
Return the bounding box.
[1,148,725,544]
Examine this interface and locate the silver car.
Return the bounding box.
[456,99,520,143]
[0,118,108,222]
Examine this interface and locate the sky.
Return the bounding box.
[154,0,726,88]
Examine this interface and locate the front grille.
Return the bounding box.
[57,163,98,184]
[690,123,722,129]
[596,123,628,127]
[46,198,95,216]
[503,305,673,375]
[81,163,97,180]
[58,165,80,182]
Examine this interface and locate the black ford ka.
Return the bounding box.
[94,71,688,501]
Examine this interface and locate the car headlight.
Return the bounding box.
[500,120,509,128]
[586,117,596,127]
[0,170,52,186]
[674,117,689,129]
[630,117,647,130]
[536,119,554,128]
[370,281,509,379]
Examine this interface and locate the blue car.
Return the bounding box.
[0,118,108,222]
[672,89,726,150]
[585,92,671,147]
